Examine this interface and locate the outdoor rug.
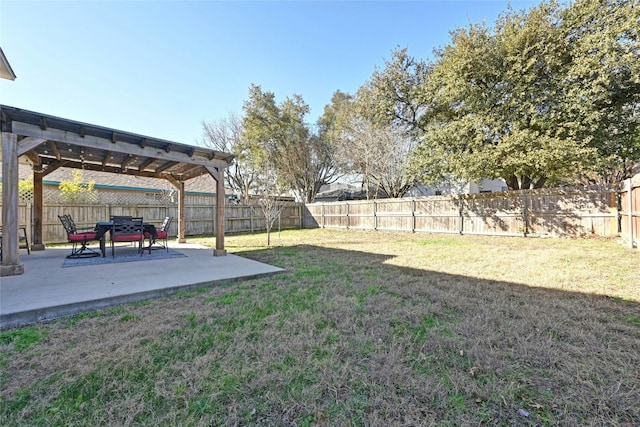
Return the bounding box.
[62,247,187,268]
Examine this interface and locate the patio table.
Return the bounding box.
[95,221,157,257]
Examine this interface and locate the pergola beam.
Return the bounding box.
[17,137,46,155]
[39,160,64,177]
[12,121,229,170]
[23,149,40,165]
[120,154,136,170]
[37,157,209,180]
[138,157,157,171]
[154,160,179,174]
[47,140,61,161]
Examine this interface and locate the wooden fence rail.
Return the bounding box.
[304,188,619,239]
[3,184,636,248]
[2,203,303,245]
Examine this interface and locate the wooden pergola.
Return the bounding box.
[1,105,234,276]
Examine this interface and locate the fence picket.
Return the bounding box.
[304,187,620,240]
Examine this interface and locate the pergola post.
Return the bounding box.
[214,166,226,256]
[177,180,186,243]
[1,132,24,276]
[31,164,45,250]
[205,165,227,256]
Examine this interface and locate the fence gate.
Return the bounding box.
[620,175,640,249]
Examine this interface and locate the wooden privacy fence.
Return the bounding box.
[304,187,619,238]
[4,184,635,246]
[3,203,303,245]
[619,175,640,249]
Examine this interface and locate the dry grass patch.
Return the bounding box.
[1,229,638,426]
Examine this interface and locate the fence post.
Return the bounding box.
[346,202,350,230]
[627,178,634,249]
[611,190,619,236]
[458,195,464,234]
[27,202,33,248]
[412,199,416,233]
[373,200,378,231]
[521,190,529,237]
[299,204,303,229]
[321,204,325,228]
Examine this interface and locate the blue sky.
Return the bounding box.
[1,0,538,147]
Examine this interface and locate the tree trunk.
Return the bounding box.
[532,177,547,189]
[506,175,520,190]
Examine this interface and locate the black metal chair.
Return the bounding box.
[58,214,101,258]
[110,218,148,257]
[0,226,30,261]
[145,216,172,251]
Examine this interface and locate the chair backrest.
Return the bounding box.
[110,215,132,222]
[160,216,173,232]
[111,218,144,237]
[58,214,77,235]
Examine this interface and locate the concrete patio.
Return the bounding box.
[0,243,284,329]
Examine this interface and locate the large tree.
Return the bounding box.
[201,113,255,203]
[242,84,339,203]
[316,90,353,180]
[356,47,433,133]
[410,2,597,190]
[331,49,430,198]
[338,113,417,198]
[561,0,640,184]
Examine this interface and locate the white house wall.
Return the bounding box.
[406,178,508,197]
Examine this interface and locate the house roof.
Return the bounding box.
[315,183,387,201]
[1,105,234,183]
[4,164,228,195]
[0,47,16,80]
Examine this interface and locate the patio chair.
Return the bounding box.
[145,216,172,251]
[110,217,148,257]
[110,216,143,248]
[58,214,101,258]
[0,225,30,261]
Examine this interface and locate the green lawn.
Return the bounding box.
[1,229,639,426]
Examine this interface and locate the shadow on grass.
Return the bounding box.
[236,243,640,425]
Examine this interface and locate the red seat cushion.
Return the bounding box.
[113,233,144,242]
[156,230,168,239]
[69,232,97,242]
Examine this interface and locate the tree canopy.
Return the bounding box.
[325,50,429,198]
[202,0,638,201]
[410,2,583,189]
[201,113,255,203]
[408,0,639,189]
[242,84,340,203]
[560,0,640,183]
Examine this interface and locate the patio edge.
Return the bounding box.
[0,270,283,329]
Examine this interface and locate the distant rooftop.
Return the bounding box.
[0,47,16,80]
[1,164,229,196]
